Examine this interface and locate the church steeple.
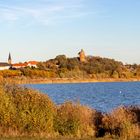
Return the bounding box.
[8,53,12,65]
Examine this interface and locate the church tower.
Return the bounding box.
[8,53,12,65]
[78,49,86,62]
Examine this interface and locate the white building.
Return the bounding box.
[12,61,38,69]
[0,63,11,70]
[27,61,38,68]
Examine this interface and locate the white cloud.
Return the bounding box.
[0,10,17,21]
[0,1,91,26]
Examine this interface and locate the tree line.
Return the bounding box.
[0,55,140,79]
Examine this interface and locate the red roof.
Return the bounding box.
[28,61,38,65]
[12,61,38,68]
[12,63,28,67]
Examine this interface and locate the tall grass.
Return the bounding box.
[0,81,139,139]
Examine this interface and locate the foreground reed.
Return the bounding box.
[0,81,139,139]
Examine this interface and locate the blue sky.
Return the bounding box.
[0,0,140,64]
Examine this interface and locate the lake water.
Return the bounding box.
[26,82,140,112]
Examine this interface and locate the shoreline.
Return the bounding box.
[4,77,140,84]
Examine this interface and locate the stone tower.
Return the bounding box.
[8,53,12,65]
[78,49,86,62]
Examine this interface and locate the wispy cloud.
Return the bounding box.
[0,0,91,26]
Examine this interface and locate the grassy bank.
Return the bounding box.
[0,138,119,140]
[1,76,140,85]
[0,81,140,139]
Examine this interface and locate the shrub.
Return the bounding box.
[54,101,102,137]
[0,85,16,130]
[102,106,140,139]
[0,82,55,136]
[0,70,22,78]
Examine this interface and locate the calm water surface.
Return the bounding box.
[26,82,140,112]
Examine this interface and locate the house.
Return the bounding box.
[0,53,38,70]
[0,63,11,70]
[12,61,38,69]
[27,61,38,68]
[12,63,28,69]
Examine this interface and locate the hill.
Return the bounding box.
[0,55,140,83]
[37,55,140,79]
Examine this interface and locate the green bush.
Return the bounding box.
[0,85,16,129]
[0,82,55,136]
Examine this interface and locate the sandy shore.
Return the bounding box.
[5,77,140,84]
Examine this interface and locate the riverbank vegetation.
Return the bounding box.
[0,82,140,139]
[0,56,140,83]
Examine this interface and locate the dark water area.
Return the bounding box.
[25,82,140,112]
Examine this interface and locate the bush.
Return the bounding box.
[0,70,22,78]
[0,85,16,130]
[54,101,102,137]
[0,82,55,136]
[102,106,140,139]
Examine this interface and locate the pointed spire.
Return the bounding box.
[8,53,11,60]
[8,52,12,64]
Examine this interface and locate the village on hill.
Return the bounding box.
[0,49,86,70]
[0,50,139,81]
[0,53,38,70]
